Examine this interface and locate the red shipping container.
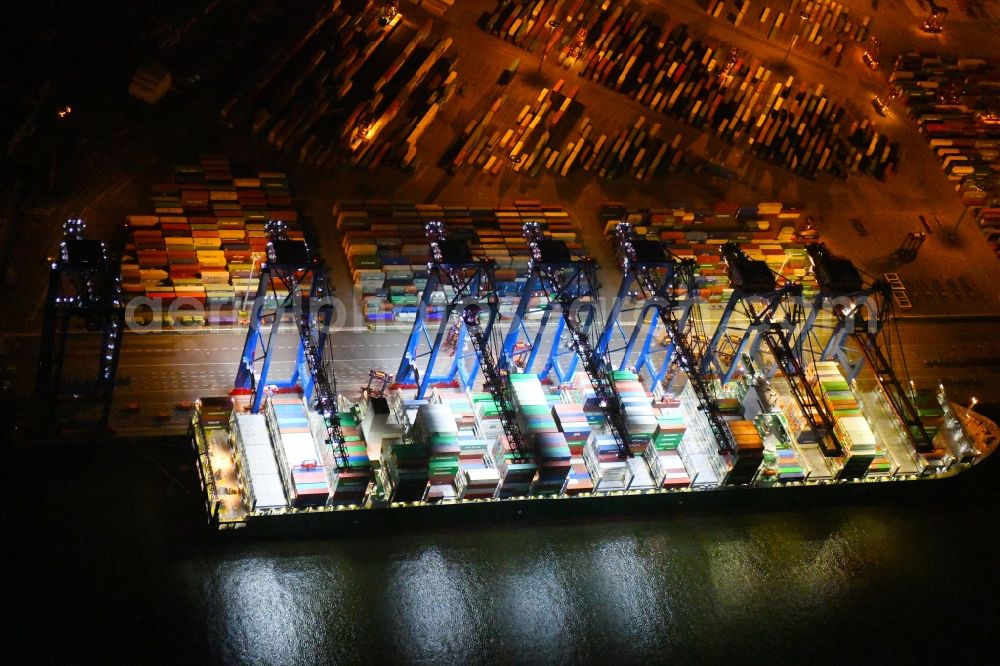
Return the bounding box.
[268,209,298,221]
[181,190,210,206]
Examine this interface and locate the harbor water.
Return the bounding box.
[4,439,999,664]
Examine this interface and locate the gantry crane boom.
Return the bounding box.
[614,222,739,456]
[240,221,350,468]
[463,304,529,461]
[523,222,632,459]
[759,323,842,457]
[423,221,530,461]
[804,244,935,454]
[298,300,350,469]
[718,242,843,457]
[852,320,936,454]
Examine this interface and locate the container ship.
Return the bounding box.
[191,372,997,535]
[186,209,998,535]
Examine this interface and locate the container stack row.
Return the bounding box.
[643,405,692,488]
[601,202,802,240]
[604,204,818,303]
[448,75,690,182]
[487,433,536,498]
[678,381,730,486]
[754,413,807,482]
[509,373,566,495]
[265,394,330,507]
[812,361,882,478]
[481,2,895,180]
[472,392,507,442]
[334,200,587,319]
[222,6,457,172]
[121,159,305,325]
[383,423,430,504]
[232,413,288,512]
[411,403,462,502]
[892,53,1000,258]
[584,433,634,492]
[328,411,372,504]
[723,419,765,484]
[429,389,496,500]
[615,369,657,454]
[705,0,870,68]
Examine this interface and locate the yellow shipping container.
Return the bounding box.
[127,215,160,227]
[201,272,230,284]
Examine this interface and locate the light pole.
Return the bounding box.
[782,34,799,64]
[49,105,72,191]
[538,19,561,74]
[949,206,969,239]
[967,396,978,417]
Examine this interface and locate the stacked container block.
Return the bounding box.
[265,395,330,507]
[329,411,372,503]
[482,2,896,180]
[814,361,880,477]
[334,201,587,319]
[644,406,692,488]
[121,158,305,325]
[232,413,288,511]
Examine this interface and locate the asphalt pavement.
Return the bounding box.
[97,314,1000,437]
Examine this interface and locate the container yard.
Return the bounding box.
[892,53,1000,259]
[704,0,872,67]
[445,72,693,182]
[335,200,587,322]
[479,0,896,180]
[220,1,459,172]
[121,156,306,327]
[183,197,996,533]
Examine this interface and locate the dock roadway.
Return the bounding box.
[90,316,1000,436]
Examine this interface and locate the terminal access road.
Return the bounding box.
[31,315,995,438]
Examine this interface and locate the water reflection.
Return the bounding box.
[494,540,575,661]
[188,504,996,664]
[387,545,483,662]
[213,556,324,665]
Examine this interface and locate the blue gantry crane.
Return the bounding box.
[604,222,739,456]
[234,221,350,468]
[396,221,530,459]
[596,222,696,387]
[500,227,601,384]
[801,243,935,454]
[701,242,802,385]
[516,222,633,458]
[702,242,846,458]
[797,243,878,381]
[36,219,124,427]
[396,221,496,399]
[702,243,844,456]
